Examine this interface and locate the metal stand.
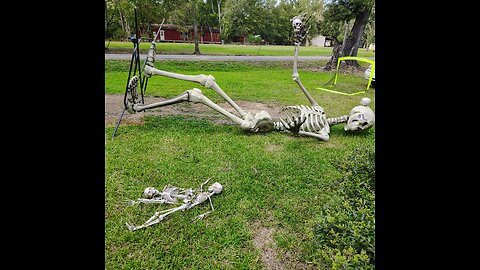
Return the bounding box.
[112,8,145,138]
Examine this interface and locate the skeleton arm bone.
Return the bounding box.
[292,44,318,107]
[298,130,329,141]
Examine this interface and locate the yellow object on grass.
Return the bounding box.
[316,56,375,96]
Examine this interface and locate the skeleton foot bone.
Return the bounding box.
[126,76,139,114]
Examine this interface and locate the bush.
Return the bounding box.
[313,144,375,269]
[246,34,263,45]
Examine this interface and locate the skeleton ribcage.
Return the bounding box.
[274,105,326,132]
[274,105,350,133]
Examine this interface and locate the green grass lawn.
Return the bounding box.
[105,41,376,58]
[105,60,375,269]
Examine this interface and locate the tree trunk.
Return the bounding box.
[324,41,342,71]
[126,21,131,36]
[342,21,348,48]
[208,23,214,43]
[341,7,372,69]
[193,1,201,54]
[115,0,126,35]
[105,0,108,34]
[217,0,222,42]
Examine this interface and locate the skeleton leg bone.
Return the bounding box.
[144,40,247,117]
[143,65,248,118]
[128,79,273,131]
[126,203,190,231]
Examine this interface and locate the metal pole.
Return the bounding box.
[134,8,145,104]
[112,109,126,138]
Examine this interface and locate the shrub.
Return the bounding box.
[246,34,263,45]
[313,144,375,269]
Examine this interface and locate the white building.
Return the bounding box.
[307,35,332,47]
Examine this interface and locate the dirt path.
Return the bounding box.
[105,94,287,127]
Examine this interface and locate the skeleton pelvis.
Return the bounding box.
[251,111,274,132]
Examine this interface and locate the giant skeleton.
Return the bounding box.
[124,14,375,141]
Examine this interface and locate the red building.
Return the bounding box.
[147,24,221,44]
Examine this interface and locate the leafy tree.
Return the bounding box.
[320,0,374,70]
[289,0,323,45]
[164,0,203,54]
[199,0,220,43]
[363,4,375,51]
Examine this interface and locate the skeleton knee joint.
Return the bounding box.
[204,75,216,88]
[187,88,204,103]
[143,65,153,77]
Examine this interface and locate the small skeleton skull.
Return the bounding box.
[208,182,223,194]
[345,98,375,131]
[143,187,160,198]
[292,18,303,33]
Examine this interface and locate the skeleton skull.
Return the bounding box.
[143,187,160,199]
[345,98,375,131]
[292,18,303,32]
[208,182,223,194]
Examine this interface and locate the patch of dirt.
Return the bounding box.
[265,142,284,152]
[252,223,285,270]
[105,94,286,127]
[250,221,316,270]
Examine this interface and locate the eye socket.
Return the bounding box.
[362,122,369,126]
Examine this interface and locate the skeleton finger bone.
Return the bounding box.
[192,211,211,223]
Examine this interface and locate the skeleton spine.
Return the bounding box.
[327,115,349,125]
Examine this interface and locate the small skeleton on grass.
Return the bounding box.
[124,14,375,141]
[125,178,223,231]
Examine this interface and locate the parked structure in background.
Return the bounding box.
[144,23,222,44]
[307,34,332,47]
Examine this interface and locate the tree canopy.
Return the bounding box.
[105,0,375,55]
